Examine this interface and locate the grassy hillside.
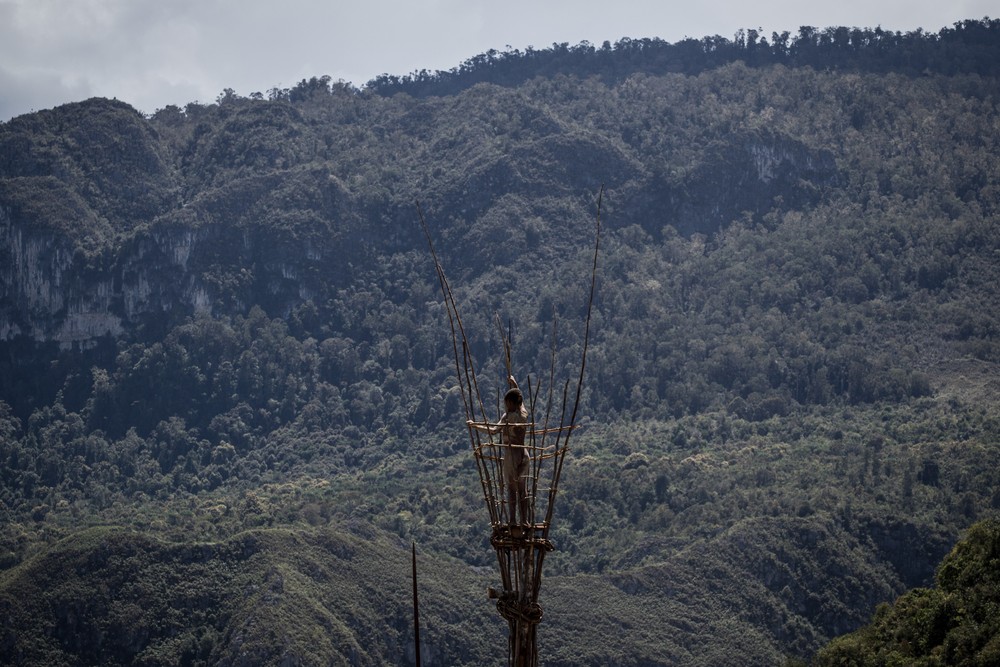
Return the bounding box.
[0,524,502,665]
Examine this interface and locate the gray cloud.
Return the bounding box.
[0,0,990,121]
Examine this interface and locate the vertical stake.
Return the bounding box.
[412,542,421,667]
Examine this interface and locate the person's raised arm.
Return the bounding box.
[467,419,499,434]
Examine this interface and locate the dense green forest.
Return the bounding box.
[364,17,1000,97]
[1,18,999,665]
[812,518,1000,666]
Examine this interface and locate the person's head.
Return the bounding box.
[504,387,523,411]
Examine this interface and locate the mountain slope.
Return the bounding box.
[0,524,501,666]
[1,20,1000,666]
[812,518,1000,666]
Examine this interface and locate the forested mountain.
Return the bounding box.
[1,18,999,666]
[812,518,1000,666]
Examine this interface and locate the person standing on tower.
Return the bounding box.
[468,375,530,526]
[500,376,529,527]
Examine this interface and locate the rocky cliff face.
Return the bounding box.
[662,130,840,237]
[0,205,351,348]
[0,98,184,348]
[0,94,838,349]
[0,97,360,349]
[0,208,212,347]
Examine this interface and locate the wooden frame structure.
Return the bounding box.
[420,189,602,666]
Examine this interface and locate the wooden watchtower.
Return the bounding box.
[465,369,579,666]
[420,190,601,666]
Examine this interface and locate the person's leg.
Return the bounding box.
[507,482,518,524]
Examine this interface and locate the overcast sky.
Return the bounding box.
[0,0,994,122]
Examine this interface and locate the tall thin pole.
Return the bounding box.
[412,542,421,667]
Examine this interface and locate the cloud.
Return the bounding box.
[0,0,993,121]
[0,63,92,122]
